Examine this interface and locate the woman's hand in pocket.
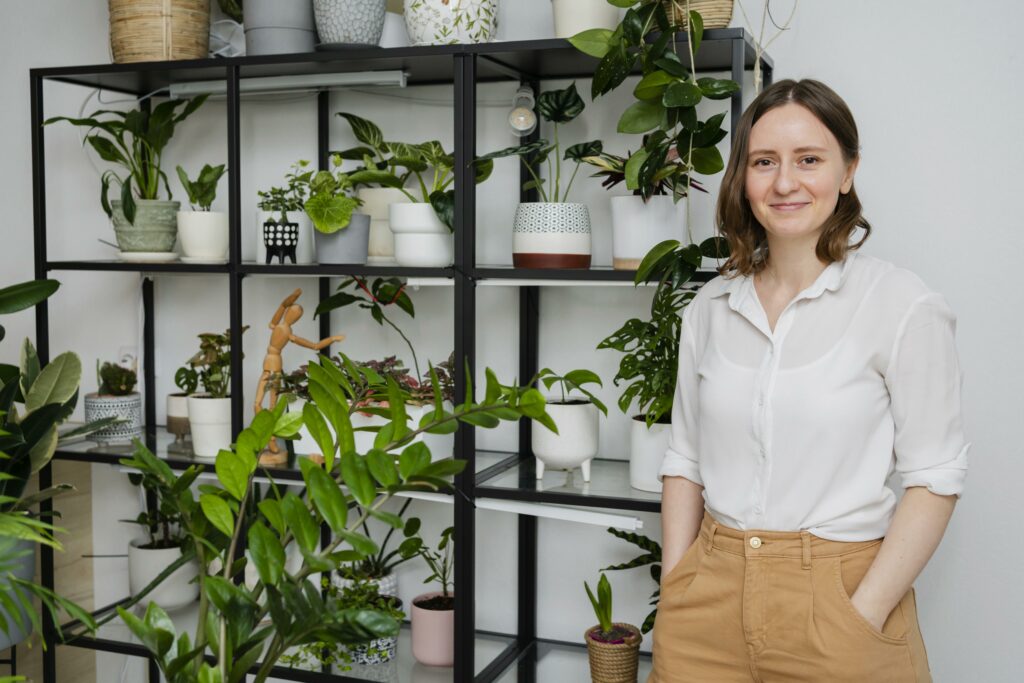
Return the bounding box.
[850,590,893,633]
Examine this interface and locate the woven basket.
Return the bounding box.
[662,0,734,29]
[585,623,642,683]
[109,0,210,63]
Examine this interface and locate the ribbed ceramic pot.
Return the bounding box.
[610,195,685,270]
[314,213,370,264]
[111,199,179,253]
[187,395,232,459]
[404,0,498,45]
[512,202,591,269]
[245,0,316,55]
[388,202,453,267]
[358,187,409,264]
[177,210,228,261]
[84,392,143,444]
[314,0,387,45]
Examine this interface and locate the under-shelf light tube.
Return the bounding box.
[167,70,408,98]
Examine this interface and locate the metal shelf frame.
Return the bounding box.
[29,32,772,683]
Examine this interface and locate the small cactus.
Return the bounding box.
[97,360,137,396]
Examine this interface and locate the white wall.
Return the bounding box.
[1,1,1021,680]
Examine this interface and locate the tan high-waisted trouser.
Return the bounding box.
[649,509,932,682]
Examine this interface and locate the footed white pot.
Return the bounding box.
[177,211,228,262]
[630,416,671,493]
[512,202,591,269]
[551,0,620,38]
[128,541,200,612]
[257,210,315,264]
[611,195,686,270]
[531,399,599,481]
[359,187,410,264]
[389,202,453,267]
[187,395,232,459]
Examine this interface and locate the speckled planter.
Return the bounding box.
[111,200,179,253]
[84,392,143,444]
[314,0,386,45]
[512,202,592,269]
[404,0,498,45]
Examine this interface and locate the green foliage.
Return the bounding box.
[477,83,600,204]
[568,4,738,200]
[257,161,309,223]
[216,0,242,23]
[43,96,208,224]
[581,146,709,199]
[533,367,608,416]
[302,155,363,234]
[175,328,247,398]
[584,573,614,636]
[417,526,454,598]
[597,237,728,425]
[602,527,662,634]
[176,164,227,212]
[338,498,422,580]
[97,360,137,396]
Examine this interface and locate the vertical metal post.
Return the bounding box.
[731,36,745,133]
[148,655,160,682]
[143,277,156,449]
[763,61,774,87]
[452,52,477,682]
[317,91,334,358]
[227,65,244,437]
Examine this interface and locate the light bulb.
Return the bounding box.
[509,85,537,137]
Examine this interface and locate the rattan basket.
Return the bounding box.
[662,0,734,29]
[585,623,642,683]
[109,0,210,63]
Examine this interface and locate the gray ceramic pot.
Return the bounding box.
[314,0,387,45]
[111,200,179,253]
[245,0,316,55]
[314,213,370,264]
[84,392,144,444]
[0,539,34,650]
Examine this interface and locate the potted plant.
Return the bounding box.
[597,238,726,491]
[551,0,619,39]
[411,525,455,667]
[244,0,316,55]
[257,163,311,265]
[108,0,210,63]
[335,499,423,597]
[176,163,229,263]
[300,156,371,265]
[314,0,387,47]
[584,573,642,683]
[404,0,498,45]
[84,359,143,445]
[43,96,208,261]
[602,526,662,636]
[122,470,200,612]
[333,113,493,267]
[478,82,602,269]
[177,327,246,459]
[530,367,608,481]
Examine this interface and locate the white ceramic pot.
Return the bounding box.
[358,187,410,264]
[177,211,229,262]
[127,541,200,612]
[404,0,498,45]
[257,210,315,265]
[551,0,620,38]
[379,11,410,47]
[388,202,453,267]
[610,195,686,271]
[531,399,599,481]
[512,202,592,269]
[187,395,232,459]
[84,392,143,444]
[245,0,316,55]
[629,416,671,493]
[411,591,454,666]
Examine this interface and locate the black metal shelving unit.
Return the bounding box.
[29,28,772,683]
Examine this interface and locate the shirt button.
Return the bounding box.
[750,537,762,549]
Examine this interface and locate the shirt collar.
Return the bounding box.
[706,250,858,312]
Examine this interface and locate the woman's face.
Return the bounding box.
[744,103,858,244]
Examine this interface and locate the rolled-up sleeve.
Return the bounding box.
[884,292,970,497]
[658,300,703,485]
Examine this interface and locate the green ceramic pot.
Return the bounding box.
[111,199,180,252]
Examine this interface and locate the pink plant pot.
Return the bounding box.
[411,591,454,667]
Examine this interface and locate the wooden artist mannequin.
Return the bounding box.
[255,288,344,465]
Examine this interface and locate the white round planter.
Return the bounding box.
[404,0,498,45]
[531,399,599,481]
[388,202,453,267]
[551,0,620,39]
[358,187,410,264]
[512,202,592,269]
[127,541,200,612]
[257,210,315,265]
[84,392,143,444]
[186,395,232,459]
[177,211,228,262]
[629,416,671,493]
[610,195,687,271]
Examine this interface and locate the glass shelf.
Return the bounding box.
[492,639,652,683]
[474,452,662,514]
[472,265,718,286]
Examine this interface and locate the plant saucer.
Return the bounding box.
[117,251,179,263]
[180,256,228,265]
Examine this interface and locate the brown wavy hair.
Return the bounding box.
[714,79,870,277]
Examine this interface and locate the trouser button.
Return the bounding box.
[749,536,762,549]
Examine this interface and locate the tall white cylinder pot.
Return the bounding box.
[629,416,671,493]
[610,195,686,271]
[258,210,315,265]
[127,541,200,612]
[388,202,453,267]
[177,211,229,262]
[551,0,620,39]
[358,187,410,264]
[187,395,232,459]
[531,399,599,481]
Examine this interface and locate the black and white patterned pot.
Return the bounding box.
[512,202,592,269]
[263,218,300,264]
[314,0,387,45]
[83,392,143,444]
[343,635,398,666]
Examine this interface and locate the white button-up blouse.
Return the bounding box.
[658,249,970,541]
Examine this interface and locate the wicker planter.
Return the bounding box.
[108,0,210,63]
[585,623,642,683]
[662,0,733,29]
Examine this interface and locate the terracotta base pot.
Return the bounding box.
[512,202,591,269]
